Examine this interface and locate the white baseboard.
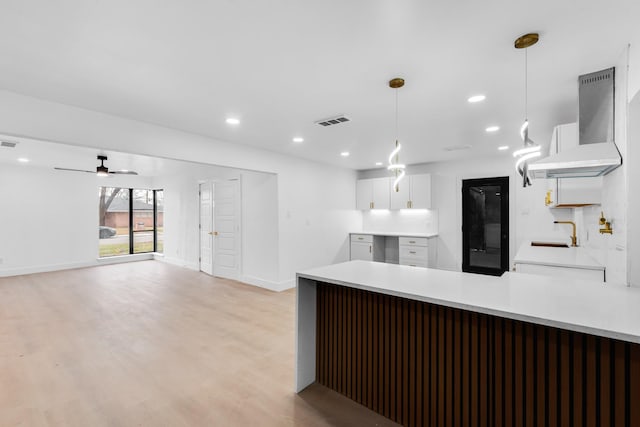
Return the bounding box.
[0,253,155,277]
[240,275,295,292]
[0,260,96,277]
[156,255,199,271]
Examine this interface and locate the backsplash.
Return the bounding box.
[362,209,438,235]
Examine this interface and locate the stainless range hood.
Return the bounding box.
[529,67,622,179]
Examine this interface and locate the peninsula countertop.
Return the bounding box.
[514,241,604,270]
[351,231,438,238]
[297,260,640,343]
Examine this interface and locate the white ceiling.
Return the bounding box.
[0,0,637,170]
[0,134,244,178]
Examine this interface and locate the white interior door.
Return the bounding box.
[199,182,214,275]
[213,179,240,280]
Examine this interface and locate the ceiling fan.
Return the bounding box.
[55,155,138,176]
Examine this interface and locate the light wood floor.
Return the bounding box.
[0,261,398,426]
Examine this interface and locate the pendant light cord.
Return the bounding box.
[524,48,528,121]
[395,88,399,142]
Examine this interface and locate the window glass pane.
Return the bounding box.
[98,187,130,257]
[467,185,502,269]
[133,189,154,254]
[156,190,164,253]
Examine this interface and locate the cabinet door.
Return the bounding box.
[410,174,432,209]
[350,241,373,261]
[389,177,410,209]
[356,179,372,210]
[371,177,390,209]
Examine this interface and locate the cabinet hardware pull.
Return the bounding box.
[409,240,415,243]
[369,245,372,253]
[358,237,363,240]
[410,251,416,254]
[407,201,410,208]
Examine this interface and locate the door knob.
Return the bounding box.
[208,231,219,236]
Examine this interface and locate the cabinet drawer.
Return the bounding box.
[351,234,373,243]
[399,260,428,268]
[399,245,428,259]
[399,237,428,247]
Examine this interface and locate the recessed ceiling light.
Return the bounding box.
[375,162,383,166]
[17,157,29,163]
[292,137,304,143]
[486,126,500,132]
[498,145,510,151]
[225,117,240,125]
[340,151,350,157]
[467,95,486,103]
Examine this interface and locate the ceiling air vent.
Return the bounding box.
[0,141,18,148]
[315,115,351,127]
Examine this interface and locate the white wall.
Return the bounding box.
[277,159,361,286]
[0,90,360,288]
[242,171,279,286]
[359,157,520,271]
[0,164,152,276]
[361,209,438,235]
[628,91,640,286]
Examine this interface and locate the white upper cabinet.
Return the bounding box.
[389,174,432,210]
[546,123,602,207]
[356,177,390,210]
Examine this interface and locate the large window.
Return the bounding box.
[98,187,164,257]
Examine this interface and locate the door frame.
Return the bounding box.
[199,181,214,275]
[461,176,510,276]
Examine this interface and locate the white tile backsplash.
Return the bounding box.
[362,209,438,235]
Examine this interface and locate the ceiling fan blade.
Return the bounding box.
[54,167,95,173]
[109,170,139,175]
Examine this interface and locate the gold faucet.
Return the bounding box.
[599,211,613,234]
[545,190,553,206]
[554,220,577,247]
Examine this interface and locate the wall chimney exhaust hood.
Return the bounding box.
[529,67,622,179]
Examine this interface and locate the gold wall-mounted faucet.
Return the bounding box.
[599,211,613,234]
[545,190,553,206]
[554,220,578,247]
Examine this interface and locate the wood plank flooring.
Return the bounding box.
[0,261,398,427]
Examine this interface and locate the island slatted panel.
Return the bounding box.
[315,282,640,427]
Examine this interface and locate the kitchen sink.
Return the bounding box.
[531,241,570,248]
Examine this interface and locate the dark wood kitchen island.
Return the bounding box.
[295,260,640,426]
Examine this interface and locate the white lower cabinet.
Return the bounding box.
[350,234,384,262]
[350,241,373,261]
[350,233,434,267]
[515,263,605,282]
[399,237,429,268]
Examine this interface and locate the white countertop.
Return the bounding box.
[514,241,604,270]
[351,231,438,238]
[297,260,640,343]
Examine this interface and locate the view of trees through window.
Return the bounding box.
[98,187,164,257]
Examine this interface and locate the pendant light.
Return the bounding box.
[512,33,541,187]
[388,78,406,192]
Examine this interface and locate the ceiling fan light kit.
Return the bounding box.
[54,155,138,176]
